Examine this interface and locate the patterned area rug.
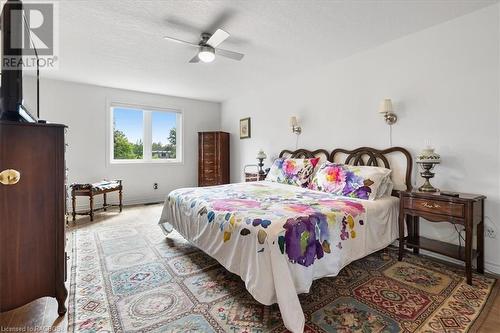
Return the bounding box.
[68,219,497,333]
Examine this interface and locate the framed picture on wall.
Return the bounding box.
[240,117,251,139]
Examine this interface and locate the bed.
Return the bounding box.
[159,147,412,333]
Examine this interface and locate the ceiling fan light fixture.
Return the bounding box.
[163,28,244,63]
[198,45,215,63]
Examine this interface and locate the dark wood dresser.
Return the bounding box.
[0,121,68,315]
[198,131,229,186]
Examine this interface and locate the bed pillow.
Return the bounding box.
[309,162,392,200]
[266,157,320,187]
[377,177,394,198]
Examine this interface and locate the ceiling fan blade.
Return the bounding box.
[189,54,200,63]
[216,48,244,61]
[163,36,199,48]
[206,29,229,47]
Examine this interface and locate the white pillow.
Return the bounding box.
[375,177,394,199]
[265,157,320,188]
[309,162,392,200]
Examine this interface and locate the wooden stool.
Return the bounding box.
[71,180,122,221]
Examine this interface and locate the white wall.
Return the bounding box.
[24,78,221,207]
[221,5,500,272]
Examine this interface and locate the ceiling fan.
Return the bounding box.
[163,28,244,63]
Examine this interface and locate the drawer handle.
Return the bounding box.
[422,202,440,209]
[0,169,20,185]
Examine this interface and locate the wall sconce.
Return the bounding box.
[378,98,397,125]
[289,116,302,134]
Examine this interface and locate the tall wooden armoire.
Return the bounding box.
[0,121,68,315]
[198,131,230,186]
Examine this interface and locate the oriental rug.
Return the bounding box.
[67,216,497,333]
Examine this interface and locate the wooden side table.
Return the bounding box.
[244,164,268,182]
[245,172,267,182]
[398,190,486,285]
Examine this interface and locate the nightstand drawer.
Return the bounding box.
[403,198,464,218]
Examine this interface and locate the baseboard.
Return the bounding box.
[485,261,500,276]
[394,241,500,275]
[420,250,500,275]
[122,195,166,206]
[69,195,165,212]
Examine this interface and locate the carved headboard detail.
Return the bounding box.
[279,149,330,163]
[331,147,412,192]
[278,147,413,192]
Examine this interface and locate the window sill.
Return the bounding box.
[109,159,183,165]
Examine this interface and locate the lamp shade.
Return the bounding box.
[289,116,298,127]
[378,99,393,114]
[416,146,441,164]
[256,149,267,160]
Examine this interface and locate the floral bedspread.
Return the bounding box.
[159,181,399,333]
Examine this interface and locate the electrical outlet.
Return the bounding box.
[486,227,496,239]
[153,183,158,190]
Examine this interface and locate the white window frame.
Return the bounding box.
[108,102,183,165]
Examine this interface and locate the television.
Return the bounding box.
[0,0,38,122]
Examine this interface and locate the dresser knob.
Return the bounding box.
[0,169,20,185]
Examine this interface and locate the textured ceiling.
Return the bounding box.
[46,0,498,102]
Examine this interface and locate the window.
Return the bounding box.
[113,108,144,160]
[110,105,182,163]
[152,111,177,160]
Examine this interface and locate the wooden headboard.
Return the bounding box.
[278,147,413,192]
[279,149,330,162]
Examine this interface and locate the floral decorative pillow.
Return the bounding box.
[266,158,320,187]
[309,162,392,200]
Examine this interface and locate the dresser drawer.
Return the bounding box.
[403,198,465,218]
[203,166,215,173]
[200,178,218,186]
[202,143,215,150]
[202,152,215,159]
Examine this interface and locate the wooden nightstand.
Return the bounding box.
[398,190,486,285]
[244,164,268,182]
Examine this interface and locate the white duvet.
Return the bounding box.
[159,181,399,332]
